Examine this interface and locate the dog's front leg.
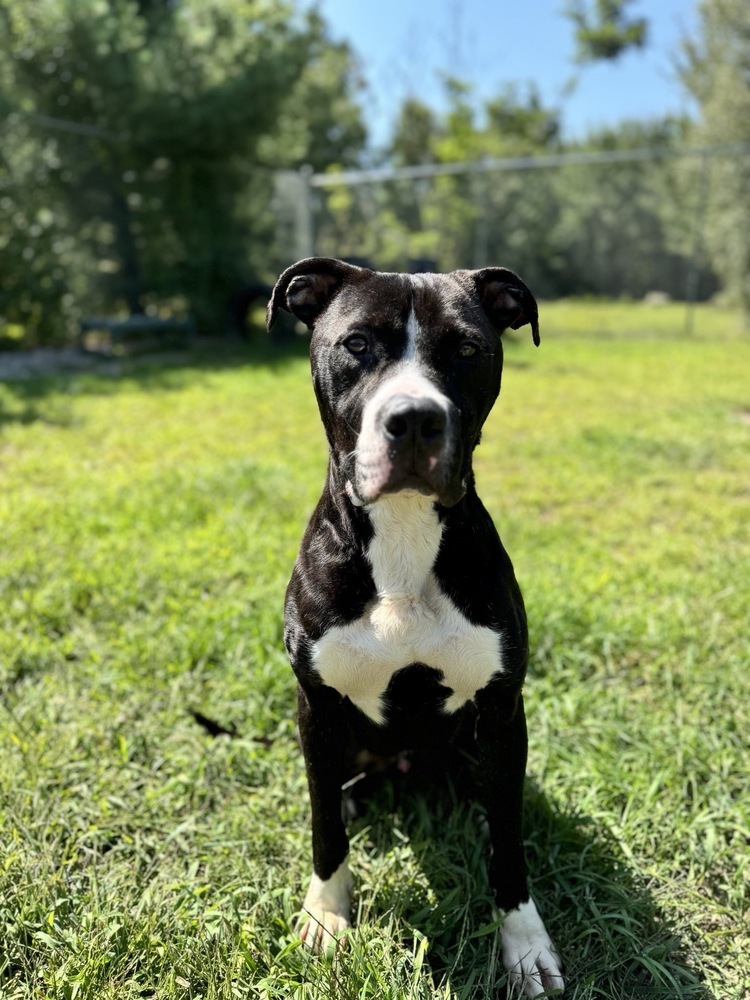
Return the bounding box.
[475,686,564,997]
[296,682,353,951]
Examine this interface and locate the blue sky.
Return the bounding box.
[309,0,700,147]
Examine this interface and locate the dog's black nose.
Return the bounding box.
[381,396,447,450]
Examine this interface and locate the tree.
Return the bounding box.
[391,99,439,168]
[678,0,750,316]
[564,0,647,62]
[314,87,707,302]
[553,118,711,300]
[314,80,563,278]
[0,0,366,341]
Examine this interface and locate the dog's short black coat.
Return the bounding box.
[267,258,563,997]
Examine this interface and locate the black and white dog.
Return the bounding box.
[267,258,564,997]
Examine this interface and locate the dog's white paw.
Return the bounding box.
[501,898,564,997]
[297,861,352,952]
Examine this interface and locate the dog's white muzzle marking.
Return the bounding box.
[352,308,458,505]
[355,366,453,503]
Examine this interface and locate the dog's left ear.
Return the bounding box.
[473,267,540,346]
[266,257,372,331]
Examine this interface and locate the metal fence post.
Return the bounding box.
[473,158,490,268]
[294,164,315,261]
[684,151,712,336]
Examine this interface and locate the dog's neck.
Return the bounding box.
[365,492,442,600]
[322,456,480,602]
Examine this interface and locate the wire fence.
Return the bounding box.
[3,104,749,344]
[274,142,750,329]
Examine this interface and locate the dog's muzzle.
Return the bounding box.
[350,370,464,506]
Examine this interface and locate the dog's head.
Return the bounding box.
[267,257,538,507]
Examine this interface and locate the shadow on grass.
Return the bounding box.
[344,768,714,1000]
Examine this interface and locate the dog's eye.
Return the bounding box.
[457,341,479,358]
[344,335,369,355]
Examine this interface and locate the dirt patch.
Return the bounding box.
[0,346,198,381]
[0,348,122,381]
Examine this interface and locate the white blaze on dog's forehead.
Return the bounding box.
[403,307,419,362]
[312,493,506,725]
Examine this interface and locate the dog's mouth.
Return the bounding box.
[347,451,465,508]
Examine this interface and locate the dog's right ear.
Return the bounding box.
[266,257,372,331]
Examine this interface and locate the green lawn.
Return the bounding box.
[1,301,748,999]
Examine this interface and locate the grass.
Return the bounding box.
[1,299,748,999]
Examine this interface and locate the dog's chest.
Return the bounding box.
[311,494,505,725]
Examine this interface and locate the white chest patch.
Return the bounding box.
[311,493,505,725]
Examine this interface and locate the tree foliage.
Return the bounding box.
[0,1,746,345]
[0,0,366,342]
[564,0,647,62]
[314,81,704,303]
[678,0,750,315]
[553,120,706,300]
[315,81,566,283]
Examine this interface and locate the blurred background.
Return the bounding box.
[0,0,748,349]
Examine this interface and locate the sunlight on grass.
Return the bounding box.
[1,303,748,999]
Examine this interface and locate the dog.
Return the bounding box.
[267,258,564,997]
